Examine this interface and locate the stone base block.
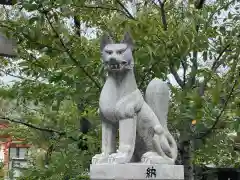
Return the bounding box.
[90,163,184,180]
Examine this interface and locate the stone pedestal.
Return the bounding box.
[90,163,184,180]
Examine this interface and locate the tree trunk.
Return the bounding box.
[180,140,194,180]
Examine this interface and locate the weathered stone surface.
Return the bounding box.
[92,32,178,165]
[90,163,184,180]
[90,32,184,179]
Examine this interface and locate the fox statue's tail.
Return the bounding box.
[145,78,170,130]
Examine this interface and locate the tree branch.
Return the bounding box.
[42,12,102,91]
[115,0,136,20]
[188,51,198,87]
[45,144,54,166]
[73,16,81,37]
[158,0,167,31]
[181,59,187,86]
[0,69,25,80]
[152,0,167,30]
[211,44,230,71]
[75,4,135,20]
[153,0,184,88]
[0,116,65,135]
[0,116,81,142]
[169,63,184,88]
[195,79,238,140]
[0,67,41,82]
[3,5,10,20]
[187,23,200,88]
[205,0,235,29]
[199,44,230,96]
[0,21,63,52]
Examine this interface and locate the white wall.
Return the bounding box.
[0,144,4,163]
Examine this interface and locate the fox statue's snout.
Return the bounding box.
[110,58,128,66]
[108,57,127,66]
[103,57,129,72]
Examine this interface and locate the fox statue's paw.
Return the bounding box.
[108,145,132,164]
[92,153,109,164]
[108,151,129,164]
[141,152,174,165]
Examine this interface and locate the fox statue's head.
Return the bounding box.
[100,32,134,73]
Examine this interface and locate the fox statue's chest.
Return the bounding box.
[99,79,122,122]
[99,75,143,122]
[99,104,117,122]
[99,94,123,122]
[99,87,144,123]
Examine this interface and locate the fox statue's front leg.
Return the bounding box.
[108,116,137,163]
[108,89,144,164]
[91,114,118,164]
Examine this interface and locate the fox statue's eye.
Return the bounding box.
[105,50,113,55]
[116,49,125,54]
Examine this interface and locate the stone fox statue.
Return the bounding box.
[92,32,178,165]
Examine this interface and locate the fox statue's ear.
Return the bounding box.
[121,32,134,48]
[100,33,113,51]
